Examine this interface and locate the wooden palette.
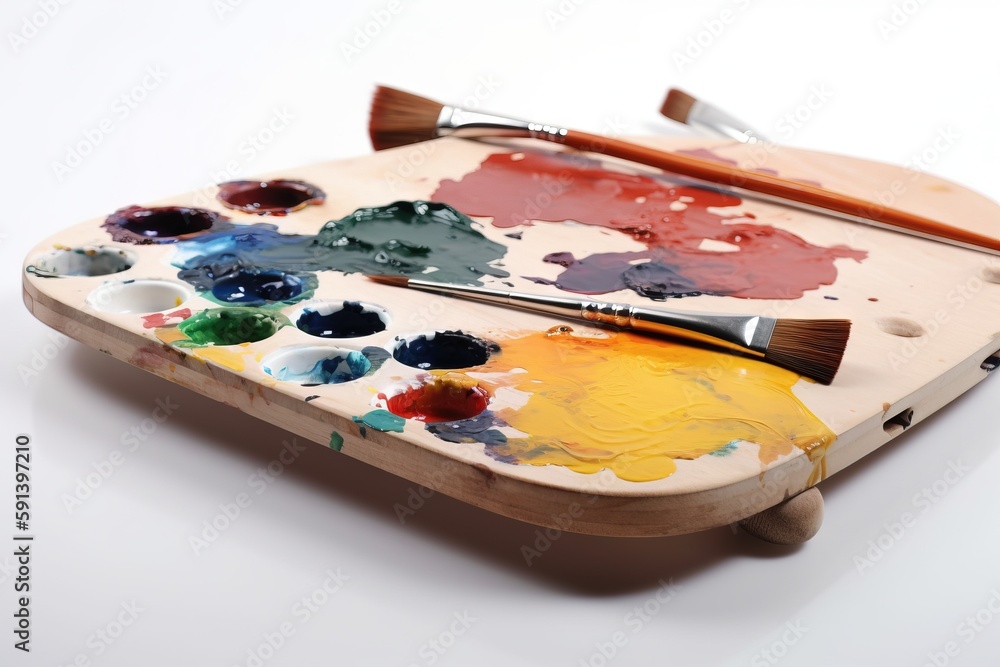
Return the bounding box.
[21,136,1000,538]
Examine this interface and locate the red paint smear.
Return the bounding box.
[385,379,490,423]
[142,308,192,329]
[432,150,865,299]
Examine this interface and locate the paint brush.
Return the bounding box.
[659,88,767,143]
[368,85,1000,256]
[368,275,850,384]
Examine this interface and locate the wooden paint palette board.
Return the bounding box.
[21,136,1000,538]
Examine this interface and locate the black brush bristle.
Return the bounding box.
[368,85,444,151]
[764,319,851,385]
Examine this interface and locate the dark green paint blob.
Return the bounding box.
[352,409,405,434]
[312,201,509,281]
[329,431,345,452]
[175,308,288,346]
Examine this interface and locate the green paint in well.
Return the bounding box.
[175,307,288,346]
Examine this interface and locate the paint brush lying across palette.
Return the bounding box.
[21,94,1000,544]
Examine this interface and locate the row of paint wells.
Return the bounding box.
[31,244,495,424]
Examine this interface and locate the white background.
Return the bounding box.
[3,0,1000,665]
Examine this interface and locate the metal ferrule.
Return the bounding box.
[688,100,768,144]
[406,278,776,354]
[624,305,775,354]
[436,105,569,142]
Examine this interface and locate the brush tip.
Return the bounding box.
[764,319,851,385]
[660,88,697,124]
[367,274,411,287]
[368,85,445,151]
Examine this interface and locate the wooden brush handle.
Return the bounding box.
[562,129,1000,254]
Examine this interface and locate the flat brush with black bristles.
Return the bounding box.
[369,85,1000,255]
[368,275,850,384]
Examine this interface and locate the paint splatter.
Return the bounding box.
[164,201,509,305]
[384,374,490,423]
[432,150,865,300]
[329,431,345,451]
[353,409,405,434]
[418,327,834,483]
[174,308,287,346]
[141,308,192,329]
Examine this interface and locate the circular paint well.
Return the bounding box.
[211,269,304,306]
[392,331,498,370]
[217,179,325,215]
[177,308,285,346]
[28,246,136,277]
[86,279,192,314]
[384,374,490,423]
[263,346,372,385]
[105,206,225,240]
[295,301,390,339]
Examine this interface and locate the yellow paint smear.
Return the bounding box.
[477,327,834,483]
[193,344,254,372]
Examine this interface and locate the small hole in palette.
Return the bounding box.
[27,246,136,277]
[295,301,390,339]
[263,346,373,385]
[87,279,191,314]
[384,374,490,423]
[392,331,498,370]
[217,179,325,216]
